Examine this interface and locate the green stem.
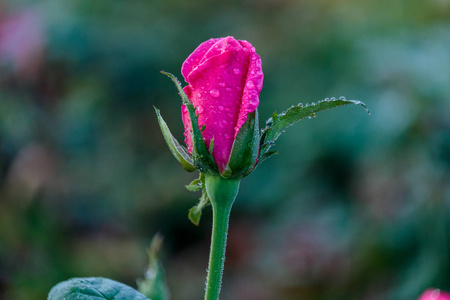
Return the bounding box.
[204,175,240,300]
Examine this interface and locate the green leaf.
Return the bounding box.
[161,71,218,174]
[48,277,150,300]
[188,189,210,226]
[259,97,369,161]
[185,177,203,192]
[137,234,170,300]
[257,150,278,165]
[154,107,196,172]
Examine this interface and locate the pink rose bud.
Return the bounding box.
[419,289,450,300]
[181,36,263,173]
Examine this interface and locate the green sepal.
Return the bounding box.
[161,71,191,105]
[137,234,170,300]
[259,97,369,164]
[188,189,210,226]
[161,71,218,175]
[155,106,196,172]
[222,110,260,178]
[48,277,150,300]
[209,137,215,157]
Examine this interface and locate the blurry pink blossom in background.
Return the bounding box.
[419,289,450,300]
[0,7,44,78]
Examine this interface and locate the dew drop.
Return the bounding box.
[330,97,336,101]
[339,96,346,100]
[233,68,241,75]
[226,87,232,92]
[325,98,330,101]
[250,98,258,106]
[246,80,254,88]
[197,106,204,114]
[219,82,226,87]
[210,89,220,98]
[219,105,224,111]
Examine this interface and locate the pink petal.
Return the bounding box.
[235,50,263,136]
[181,38,220,80]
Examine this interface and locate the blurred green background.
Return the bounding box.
[1,0,449,299]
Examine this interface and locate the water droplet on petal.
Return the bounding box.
[233,68,241,75]
[219,82,226,87]
[218,106,224,111]
[246,80,254,88]
[210,89,220,98]
[197,106,204,114]
[226,87,232,92]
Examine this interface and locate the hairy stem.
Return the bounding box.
[204,175,240,300]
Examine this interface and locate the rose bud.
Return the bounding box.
[181,36,263,178]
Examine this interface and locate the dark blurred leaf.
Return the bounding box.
[48,277,150,300]
[137,235,170,300]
